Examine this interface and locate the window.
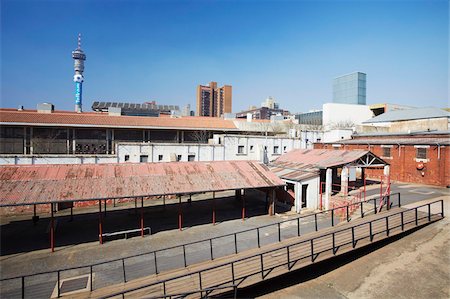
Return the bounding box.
[416,148,427,160]
[237,145,245,154]
[140,155,148,163]
[188,154,195,161]
[158,155,163,161]
[273,146,279,154]
[124,155,130,162]
[382,147,391,158]
[177,155,182,162]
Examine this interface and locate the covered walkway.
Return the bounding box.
[0,161,285,252]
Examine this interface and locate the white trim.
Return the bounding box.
[414,145,430,148]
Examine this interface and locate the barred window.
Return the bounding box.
[416,148,427,160]
[382,147,391,157]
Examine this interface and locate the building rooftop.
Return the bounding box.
[0,108,238,131]
[0,160,285,207]
[274,149,378,169]
[363,107,450,124]
[322,137,450,146]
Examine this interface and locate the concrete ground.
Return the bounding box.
[238,195,450,299]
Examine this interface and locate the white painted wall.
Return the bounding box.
[0,156,118,165]
[282,175,320,213]
[322,129,353,143]
[323,103,374,130]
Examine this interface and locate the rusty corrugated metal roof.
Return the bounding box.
[274,149,371,169]
[0,161,285,207]
[0,109,238,130]
[269,161,319,182]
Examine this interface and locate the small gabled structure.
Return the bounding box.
[270,149,388,213]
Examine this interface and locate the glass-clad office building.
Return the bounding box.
[333,72,366,105]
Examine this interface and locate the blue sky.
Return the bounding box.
[1,0,448,113]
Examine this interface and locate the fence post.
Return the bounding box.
[442,200,444,217]
[398,193,401,207]
[21,276,25,299]
[278,223,281,242]
[287,246,290,269]
[374,199,377,214]
[154,251,158,274]
[183,245,187,267]
[210,239,214,260]
[428,203,431,221]
[401,211,404,231]
[90,266,93,291]
[314,214,318,231]
[346,205,350,222]
[415,208,418,226]
[297,218,301,236]
[386,217,389,237]
[310,239,314,262]
[231,262,235,285]
[234,234,238,254]
[260,254,264,279]
[257,228,260,248]
[351,227,355,248]
[198,272,203,297]
[361,201,364,218]
[122,259,127,283]
[369,221,373,241]
[331,209,334,227]
[332,232,336,255]
[57,271,60,298]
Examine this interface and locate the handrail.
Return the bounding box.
[1,193,401,283]
[102,199,444,299]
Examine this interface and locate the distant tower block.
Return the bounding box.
[72,34,86,112]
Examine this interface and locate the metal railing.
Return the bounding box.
[103,199,444,299]
[0,193,402,298]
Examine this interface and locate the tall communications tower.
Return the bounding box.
[72,34,86,112]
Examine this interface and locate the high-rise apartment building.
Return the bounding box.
[196,82,232,117]
[333,72,366,105]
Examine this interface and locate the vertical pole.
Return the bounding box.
[154,251,158,274]
[386,217,389,236]
[401,211,404,231]
[183,245,187,267]
[242,192,246,221]
[363,171,366,201]
[332,232,336,254]
[374,198,377,214]
[442,200,444,217]
[141,197,144,237]
[331,209,334,227]
[278,222,281,242]
[57,271,60,298]
[314,213,318,231]
[178,196,182,231]
[122,259,126,282]
[98,200,103,245]
[415,208,418,226]
[380,177,383,203]
[346,205,349,222]
[297,218,300,236]
[212,192,216,225]
[428,203,431,221]
[104,199,106,217]
[310,239,314,262]
[210,239,214,260]
[272,188,276,216]
[234,234,238,254]
[21,276,25,299]
[360,201,364,218]
[319,182,323,210]
[257,228,261,248]
[90,266,93,291]
[369,221,373,241]
[50,203,55,252]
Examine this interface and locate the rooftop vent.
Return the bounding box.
[37,103,54,113]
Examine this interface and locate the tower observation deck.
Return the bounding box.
[72,34,86,112]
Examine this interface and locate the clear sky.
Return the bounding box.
[1,0,448,114]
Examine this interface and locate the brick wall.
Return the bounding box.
[314,143,450,187]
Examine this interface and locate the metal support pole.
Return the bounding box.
[242,194,246,221]
[360,201,364,218]
[257,228,261,248]
[332,232,336,254]
[363,171,366,201]
[234,234,238,254]
[331,209,334,226]
[428,203,431,221]
[386,217,389,236]
[314,213,318,231]
[442,200,444,217]
[401,211,404,231]
[122,259,126,282]
[183,245,187,267]
[310,239,314,262]
[21,276,25,299]
[50,203,55,252]
[178,196,182,231]
[415,208,418,226]
[210,239,214,260]
[260,254,264,279]
[297,218,301,236]
[374,199,377,214]
[351,226,355,248]
[212,192,216,225]
[90,266,93,291]
[57,271,60,298]
[98,200,103,245]
[346,205,349,222]
[278,222,281,242]
[369,221,373,241]
[141,197,144,237]
[154,251,158,274]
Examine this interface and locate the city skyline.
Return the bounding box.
[1,0,448,114]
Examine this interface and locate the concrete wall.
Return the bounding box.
[390,118,449,133]
[0,155,118,165]
[323,103,374,130]
[323,129,353,143]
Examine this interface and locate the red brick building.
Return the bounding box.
[314,132,450,187]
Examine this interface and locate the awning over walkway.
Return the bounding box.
[0,161,285,207]
[274,149,387,169]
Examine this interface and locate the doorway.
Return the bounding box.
[301,184,308,208]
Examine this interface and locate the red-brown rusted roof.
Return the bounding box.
[269,161,319,181]
[0,161,285,207]
[275,149,375,169]
[0,109,238,131]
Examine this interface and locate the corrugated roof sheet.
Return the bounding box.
[274,149,370,169]
[0,161,285,207]
[363,107,450,123]
[269,161,319,182]
[0,109,238,130]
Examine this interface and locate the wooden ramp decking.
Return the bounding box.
[70,200,444,299]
